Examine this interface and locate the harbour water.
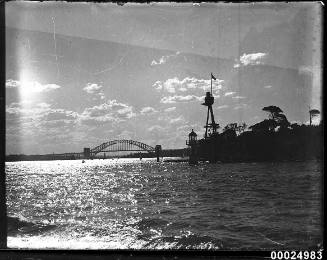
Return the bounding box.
[6,159,322,250]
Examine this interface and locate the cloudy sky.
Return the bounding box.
[5,2,322,155]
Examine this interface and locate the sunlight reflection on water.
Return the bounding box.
[6,159,322,250]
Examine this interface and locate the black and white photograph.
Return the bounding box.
[3,1,323,253]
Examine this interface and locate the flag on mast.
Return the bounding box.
[211,73,216,80]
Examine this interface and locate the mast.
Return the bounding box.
[203,73,219,139]
[211,72,213,94]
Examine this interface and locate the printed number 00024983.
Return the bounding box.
[270,251,323,260]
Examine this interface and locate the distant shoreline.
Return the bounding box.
[163,158,322,164]
[5,157,321,164]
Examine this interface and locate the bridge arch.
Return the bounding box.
[90,139,155,156]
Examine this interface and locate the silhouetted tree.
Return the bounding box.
[309,109,320,126]
[236,122,247,135]
[249,119,277,133]
[195,105,322,163]
[274,113,290,129]
[291,123,301,130]
[223,122,247,135]
[262,106,283,120]
[223,123,237,133]
[262,105,289,131]
[221,128,237,140]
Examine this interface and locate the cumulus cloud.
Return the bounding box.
[234,103,248,110]
[6,79,61,92]
[169,116,185,124]
[153,76,224,95]
[232,95,246,99]
[234,53,267,68]
[224,92,236,96]
[44,109,78,122]
[160,95,204,104]
[6,102,52,116]
[151,51,180,66]
[154,78,179,93]
[153,81,163,91]
[216,105,229,109]
[6,102,78,129]
[79,100,135,124]
[164,107,176,112]
[83,83,103,94]
[83,83,105,100]
[140,106,158,115]
[6,102,77,120]
[5,79,20,88]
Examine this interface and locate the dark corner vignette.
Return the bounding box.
[0,0,7,250]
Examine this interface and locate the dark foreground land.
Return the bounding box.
[197,123,322,163]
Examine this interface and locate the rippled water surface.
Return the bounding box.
[6,159,322,249]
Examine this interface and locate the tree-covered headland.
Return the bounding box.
[197,106,322,163]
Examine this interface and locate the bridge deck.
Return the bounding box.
[46,140,159,158]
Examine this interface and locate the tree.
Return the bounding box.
[262,105,290,131]
[223,122,247,135]
[249,119,277,133]
[309,109,320,126]
[274,113,290,129]
[262,106,283,120]
[236,122,247,134]
[223,123,237,133]
[291,123,301,130]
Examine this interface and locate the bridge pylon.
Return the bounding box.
[84,148,90,159]
[155,145,162,162]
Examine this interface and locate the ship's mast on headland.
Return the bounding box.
[202,73,219,139]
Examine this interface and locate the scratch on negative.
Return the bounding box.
[93,50,129,75]
[52,17,60,77]
[256,231,285,246]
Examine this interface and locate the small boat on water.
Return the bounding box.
[82,160,85,163]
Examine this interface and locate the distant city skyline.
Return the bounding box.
[5,2,322,155]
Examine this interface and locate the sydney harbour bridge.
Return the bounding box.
[48,139,162,160]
